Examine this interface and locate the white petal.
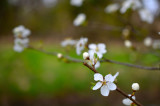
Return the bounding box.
[13,44,24,52]
[95,61,100,69]
[113,72,119,80]
[92,82,102,90]
[122,98,132,106]
[105,74,114,82]
[97,52,103,59]
[100,85,110,96]
[98,43,106,49]
[107,82,117,91]
[94,73,103,81]
[89,44,97,50]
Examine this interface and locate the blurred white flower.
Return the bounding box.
[132,83,140,91]
[70,0,83,7]
[144,37,152,47]
[73,13,86,26]
[142,0,159,16]
[105,3,120,13]
[93,72,119,96]
[13,25,31,38]
[152,40,160,49]
[57,53,63,58]
[42,0,57,8]
[122,94,135,106]
[120,0,142,14]
[76,37,88,55]
[13,38,29,52]
[88,43,107,59]
[138,8,154,24]
[124,40,132,48]
[61,38,77,47]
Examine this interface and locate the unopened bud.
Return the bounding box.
[132,83,139,91]
[57,53,63,59]
[83,52,89,60]
[124,40,132,48]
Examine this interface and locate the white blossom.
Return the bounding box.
[144,37,152,47]
[138,8,154,24]
[61,38,77,47]
[93,72,119,96]
[124,40,132,48]
[70,0,83,7]
[13,25,31,38]
[132,83,140,91]
[152,40,160,49]
[120,0,142,14]
[88,43,107,59]
[122,94,136,106]
[105,3,120,13]
[73,13,86,26]
[13,38,29,52]
[76,37,88,55]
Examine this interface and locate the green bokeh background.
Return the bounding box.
[0,0,160,105]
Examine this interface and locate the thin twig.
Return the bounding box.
[28,46,83,63]
[101,58,160,71]
[83,62,143,106]
[28,46,160,71]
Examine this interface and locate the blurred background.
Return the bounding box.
[0,0,160,105]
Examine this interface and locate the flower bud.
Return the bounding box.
[57,53,63,59]
[83,52,89,60]
[124,40,132,48]
[132,83,139,91]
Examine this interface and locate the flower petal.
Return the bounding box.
[92,82,102,90]
[94,73,103,81]
[100,85,110,96]
[122,98,132,105]
[107,82,117,91]
[105,74,114,82]
[95,61,100,69]
[98,43,106,49]
[113,72,119,80]
[89,44,97,50]
[97,52,103,59]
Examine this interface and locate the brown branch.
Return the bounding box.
[83,62,98,73]
[101,58,160,71]
[83,62,143,106]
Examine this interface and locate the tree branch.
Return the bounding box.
[28,46,160,71]
[101,58,160,71]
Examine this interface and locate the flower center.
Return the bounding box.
[102,80,107,85]
[95,47,99,52]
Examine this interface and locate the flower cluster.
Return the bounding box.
[13,25,31,52]
[122,83,140,105]
[105,0,155,24]
[92,72,119,96]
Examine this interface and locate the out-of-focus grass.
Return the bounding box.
[0,43,160,105]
